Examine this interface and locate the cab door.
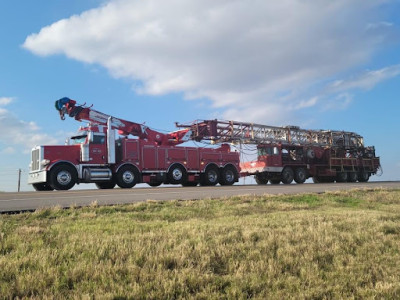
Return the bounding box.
[88,133,107,164]
[269,146,281,167]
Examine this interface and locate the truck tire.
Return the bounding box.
[95,182,116,189]
[281,167,294,184]
[348,172,358,182]
[168,164,187,185]
[32,183,54,191]
[182,182,198,187]
[116,165,139,188]
[49,164,77,190]
[294,168,307,184]
[358,171,370,182]
[201,166,219,186]
[336,172,348,183]
[148,181,162,187]
[219,166,237,186]
[269,179,281,184]
[255,174,268,185]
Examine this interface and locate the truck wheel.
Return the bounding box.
[148,181,162,187]
[358,171,370,182]
[201,166,219,186]
[255,174,268,185]
[336,172,348,183]
[95,182,116,189]
[168,164,187,184]
[182,182,198,187]
[116,165,139,188]
[294,168,307,184]
[312,176,321,183]
[49,164,77,190]
[32,183,54,191]
[220,166,237,186]
[348,172,358,182]
[269,179,281,184]
[281,167,294,184]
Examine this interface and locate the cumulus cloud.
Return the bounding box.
[0,105,59,153]
[0,97,14,106]
[23,0,399,123]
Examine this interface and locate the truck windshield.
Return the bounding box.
[70,135,87,145]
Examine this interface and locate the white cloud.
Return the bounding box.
[330,65,400,92]
[23,0,399,123]
[0,107,59,153]
[0,97,14,106]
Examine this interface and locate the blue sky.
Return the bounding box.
[1,0,399,192]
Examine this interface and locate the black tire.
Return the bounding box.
[49,164,77,190]
[182,182,198,187]
[148,181,162,187]
[95,181,116,189]
[220,166,237,186]
[32,182,54,191]
[116,165,140,188]
[281,167,294,184]
[168,164,187,185]
[358,171,370,182]
[348,172,358,182]
[336,172,348,183]
[294,168,307,184]
[201,166,219,186]
[312,176,321,183]
[255,174,268,185]
[269,179,281,184]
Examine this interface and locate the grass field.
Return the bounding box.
[1,188,400,299]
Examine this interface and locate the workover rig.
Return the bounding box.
[28,98,381,191]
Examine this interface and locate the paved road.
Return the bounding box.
[0,181,399,213]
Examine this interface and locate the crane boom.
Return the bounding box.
[176,119,364,149]
[55,97,192,146]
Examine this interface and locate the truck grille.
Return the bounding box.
[31,148,40,171]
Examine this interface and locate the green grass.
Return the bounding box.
[1,188,400,299]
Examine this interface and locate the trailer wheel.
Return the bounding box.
[312,176,321,183]
[32,183,54,191]
[255,174,268,185]
[168,164,187,185]
[220,166,237,186]
[49,164,77,190]
[336,172,348,183]
[201,166,219,186]
[116,165,139,188]
[358,171,370,182]
[281,167,294,184]
[348,172,358,182]
[95,182,116,189]
[294,168,307,184]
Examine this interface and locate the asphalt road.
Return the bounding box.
[0,181,399,213]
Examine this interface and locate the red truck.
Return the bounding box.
[29,98,381,191]
[28,98,240,190]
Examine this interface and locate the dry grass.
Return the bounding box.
[1,188,400,299]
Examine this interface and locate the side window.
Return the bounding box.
[266,147,273,155]
[92,134,105,144]
[273,147,279,155]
